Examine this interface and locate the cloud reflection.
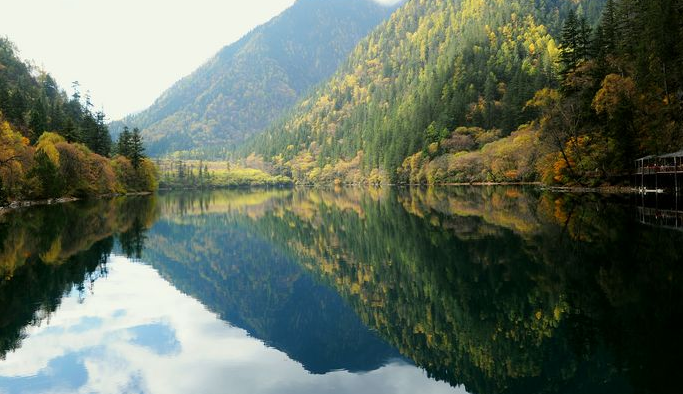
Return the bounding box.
[0,256,462,394]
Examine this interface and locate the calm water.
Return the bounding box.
[0,187,681,394]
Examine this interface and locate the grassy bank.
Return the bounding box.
[156,160,292,189]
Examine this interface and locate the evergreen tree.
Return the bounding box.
[92,111,112,157]
[48,100,65,133]
[600,0,619,54]
[80,112,98,152]
[559,10,581,78]
[6,91,27,125]
[577,17,593,60]
[29,97,48,142]
[130,128,145,169]
[62,118,80,143]
[118,126,132,157]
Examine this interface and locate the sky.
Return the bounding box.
[2,0,400,121]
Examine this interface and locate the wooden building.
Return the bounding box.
[635,150,683,194]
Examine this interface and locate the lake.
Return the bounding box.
[0,187,681,394]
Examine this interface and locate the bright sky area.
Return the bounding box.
[2,0,400,121]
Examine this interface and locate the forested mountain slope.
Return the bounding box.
[246,0,683,186]
[243,0,607,183]
[111,0,396,157]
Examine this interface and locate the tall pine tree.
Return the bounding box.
[130,128,145,169]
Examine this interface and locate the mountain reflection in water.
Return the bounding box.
[0,187,681,394]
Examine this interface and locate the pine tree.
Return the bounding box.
[62,118,80,143]
[6,91,27,125]
[71,81,81,103]
[559,10,580,78]
[578,17,593,60]
[29,97,48,142]
[600,0,619,55]
[130,128,145,169]
[93,111,112,157]
[177,160,186,182]
[80,113,98,152]
[118,126,132,157]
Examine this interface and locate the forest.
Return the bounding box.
[240,0,682,186]
[0,38,157,204]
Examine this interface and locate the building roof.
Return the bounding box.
[659,150,683,159]
[636,150,683,161]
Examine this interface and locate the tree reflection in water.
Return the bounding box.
[0,187,680,394]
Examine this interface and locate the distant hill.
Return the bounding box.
[111,0,396,157]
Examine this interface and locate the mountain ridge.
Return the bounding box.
[111,0,397,157]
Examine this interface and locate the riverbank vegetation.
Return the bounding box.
[0,38,158,204]
[156,159,292,188]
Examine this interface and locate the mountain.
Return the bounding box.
[111,0,397,157]
[242,0,607,183]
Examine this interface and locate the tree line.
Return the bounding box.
[0,38,157,203]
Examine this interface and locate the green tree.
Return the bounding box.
[118,126,132,157]
[92,111,112,157]
[559,10,581,79]
[31,150,64,198]
[130,128,145,169]
[29,97,48,142]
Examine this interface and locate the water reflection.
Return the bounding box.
[0,196,156,359]
[0,257,453,394]
[0,187,681,394]
[143,191,403,374]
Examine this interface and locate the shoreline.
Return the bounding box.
[537,185,635,194]
[0,192,153,215]
[162,181,639,194]
[0,184,643,215]
[392,182,636,194]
